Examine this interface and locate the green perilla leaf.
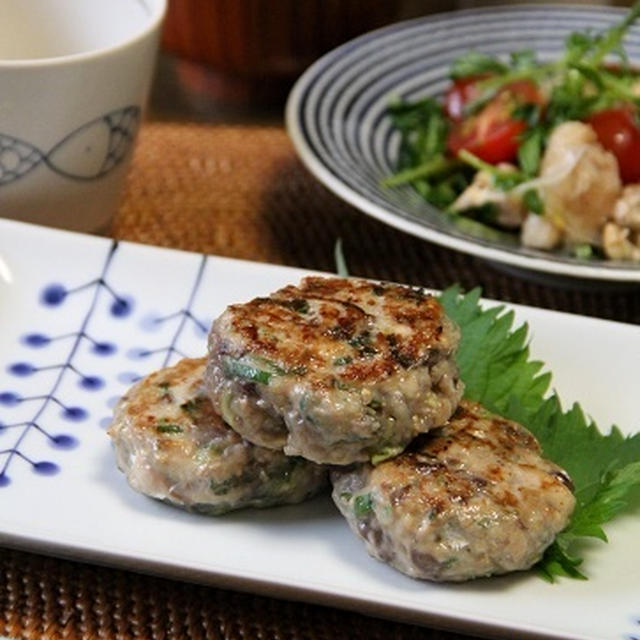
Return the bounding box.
[439,286,640,582]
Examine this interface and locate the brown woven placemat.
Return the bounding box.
[112,123,640,323]
[1,122,636,640]
[0,548,478,640]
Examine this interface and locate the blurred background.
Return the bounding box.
[152,0,632,123]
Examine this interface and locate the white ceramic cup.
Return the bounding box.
[0,0,166,232]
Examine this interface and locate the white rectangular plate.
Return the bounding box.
[0,219,638,640]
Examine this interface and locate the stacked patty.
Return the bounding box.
[204,276,464,464]
[331,400,576,581]
[108,358,327,515]
[109,276,575,582]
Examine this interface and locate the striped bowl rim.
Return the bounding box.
[286,4,640,284]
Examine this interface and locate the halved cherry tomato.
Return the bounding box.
[504,80,545,108]
[447,114,526,164]
[446,80,544,164]
[586,106,640,184]
[444,75,490,121]
[445,78,543,122]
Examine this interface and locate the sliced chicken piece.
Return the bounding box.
[612,184,640,231]
[602,222,640,261]
[602,184,640,261]
[521,212,562,250]
[533,121,621,247]
[451,163,525,228]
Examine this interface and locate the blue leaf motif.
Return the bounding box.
[0,241,133,486]
[127,255,208,371]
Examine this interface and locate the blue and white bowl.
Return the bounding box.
[286,5,640,283]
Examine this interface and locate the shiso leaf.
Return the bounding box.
[439,285,640,581]
[438,285,550,416]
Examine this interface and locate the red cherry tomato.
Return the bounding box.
[508,80,545,107]
[448,116,526,164]
[445,79,544,164]
[586,106,640,184]
[444,75,489,121]
[444,78,543,122]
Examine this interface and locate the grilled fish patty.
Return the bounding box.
[331,400,575,582]
[205,276,464,464]
[108,358,328,515]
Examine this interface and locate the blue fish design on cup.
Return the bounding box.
[0,106,140,186]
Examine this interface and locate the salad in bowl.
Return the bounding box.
[385,3,640,262]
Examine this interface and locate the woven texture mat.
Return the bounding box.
[1,122,637,640]
[111,123,640,323]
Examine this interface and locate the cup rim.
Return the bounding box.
[0,0,167,68]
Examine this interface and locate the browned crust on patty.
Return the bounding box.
[113,358,229,453]
[221,276,455,390]
[331,399,575,580]
[373,401,573,513]
[108,358,328,514]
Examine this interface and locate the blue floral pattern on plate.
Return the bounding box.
[0,243,215,486]
[0,242,130,485]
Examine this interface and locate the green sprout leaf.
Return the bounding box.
[334,238,349,278]
[522,188,545,215]
[354,493,374,518]
[450,51,508,79]
[517,128,544,177]
[222,356,282,384]
[156,423,184,434]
